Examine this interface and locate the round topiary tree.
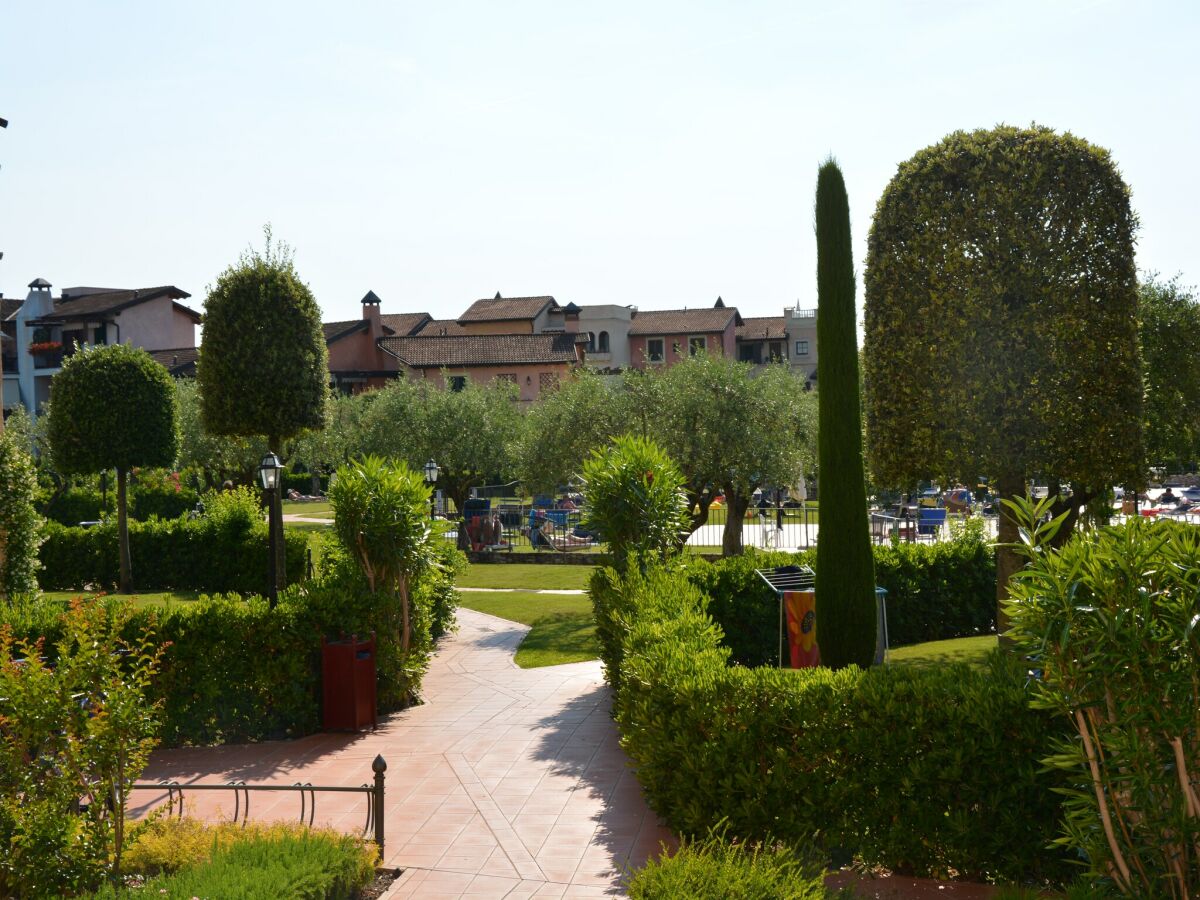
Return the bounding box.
[48,344,178,592]
[863,125,1142,634]
[814,159,877,669]
[0,429,43,598]
[198,227,329,583]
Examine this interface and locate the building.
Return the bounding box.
[626,302,742,369]
[735,304,818,386]
[4,278,200,417]
[574,304,635,371]
[324,291,432,394]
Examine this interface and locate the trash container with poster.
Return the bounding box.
[321,633,378,732]
[755,565,890,667]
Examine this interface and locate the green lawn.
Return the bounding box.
[887,635,997,668]
[456,564,593,591]
[456,590,598,668]
[41,590,205,608]
[282,500,333,517]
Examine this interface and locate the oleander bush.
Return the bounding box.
[1006,502,1200,898]
[628,830,844,899]
[599,560,1070,882]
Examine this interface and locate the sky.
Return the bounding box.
[1,0,1197,325]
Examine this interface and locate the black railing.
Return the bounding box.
[132,754,387,858]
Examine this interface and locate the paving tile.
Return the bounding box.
[139,608,669,898]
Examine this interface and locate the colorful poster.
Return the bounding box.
[783,590,820,668]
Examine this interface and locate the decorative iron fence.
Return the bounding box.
[131,754,388,857]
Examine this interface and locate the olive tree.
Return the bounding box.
[864,126,1142,630]
[48,344,178,592]
[175,378,263,489]
[198,227,328,579]
[357,375,522,513]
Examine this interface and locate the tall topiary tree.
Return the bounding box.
[864,126,1142,634]
[198,226,329,581]
[0,429,43,598]
[48,344,178,592]
[813,159,876,669]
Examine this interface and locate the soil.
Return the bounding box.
[827,871,999,899]
[357,867,400,899]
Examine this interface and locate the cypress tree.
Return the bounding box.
[814,159,877,668]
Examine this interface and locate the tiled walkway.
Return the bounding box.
[133,608,673,899]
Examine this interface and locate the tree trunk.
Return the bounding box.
[995,470,1025,648]
[721,487,750,556]
[686,487,715,536]
[117,466,132,593]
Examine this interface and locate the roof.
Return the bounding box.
[736,316,788,341]
[322,319,367,342]
[458,296,558,323]
[147,346,199,376]
[34,286,198,323]
[380,312,432,336]
[378,332,582,368]
[415,318,467,337]
[1,298,22,321]
[628,307,742,336]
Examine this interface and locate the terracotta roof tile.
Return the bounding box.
[414,318,467,336]
[736,316,788,341]
[36,286,196,322]
[380,312,432,336]
[322,319,366,342]
[458,296,558,323]
[378,332,581,368]
[147,346,199,376]
[628,307,741,336]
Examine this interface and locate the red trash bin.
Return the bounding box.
[321,633,377,732]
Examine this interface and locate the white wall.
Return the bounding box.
[116,296,196,350]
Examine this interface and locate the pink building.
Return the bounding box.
[626,305,742,369]
[324,291,432,393]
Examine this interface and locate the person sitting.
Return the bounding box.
[1159,488,1179,507]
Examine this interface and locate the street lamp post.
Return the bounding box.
[258,451,283,607]
[424,459,439,524]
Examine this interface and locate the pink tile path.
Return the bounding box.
[132,608,674,899]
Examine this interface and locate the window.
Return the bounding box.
[92,326,107,345]
[689,336,706,356]
[586,332,596,352]
[495,373,517,386]
[448,375,467,392]
[597,331,609,353]
[739,344,757,363]
[539,372,560,394]
[769,341,784,361]
[795,340,809,357]
[647,338,665,363]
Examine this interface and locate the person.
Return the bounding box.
[1159,488,1178,506]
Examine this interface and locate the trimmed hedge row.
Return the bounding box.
[7,544,464,747]
[686,534,995,666]
[593,564,1070,882]
[38,517,308,595]
[38,483,201,525]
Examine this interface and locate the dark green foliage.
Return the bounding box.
[37,517,307,595]
[814,159,875,668]
[0,430,43,596]
[283,471,328,495]
[197,228,328,444]
[39,479,200,525]
[1006,504,1200,897]
[47,344,178,477]
[595,564,1068,882]
[1140,274,1200,470]
[683,551,794,667]
[628,831,842,899]
[7,546,462,747]
[864,125,1142,492]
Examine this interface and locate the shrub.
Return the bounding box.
[37,512,307,595]
[581,435,690,570]
[0,600,164,897]
[0,429,43,596]
[1006,502,1200,898]
[598,563,1070,882]
[628,831,843,899]
[129,469,199,520]
[104,819,376,899]
[38,484,110,525]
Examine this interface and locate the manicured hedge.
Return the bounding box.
[594,564,1070,882]
[38,482,200,525]
[38,517,307,595]
[685,533,996,666]
[8,544,464,747]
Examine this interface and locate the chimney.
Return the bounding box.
[361,290,382,330]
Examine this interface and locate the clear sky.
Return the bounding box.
[1,0,1196,325]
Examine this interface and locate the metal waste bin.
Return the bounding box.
[321,633,377,732]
